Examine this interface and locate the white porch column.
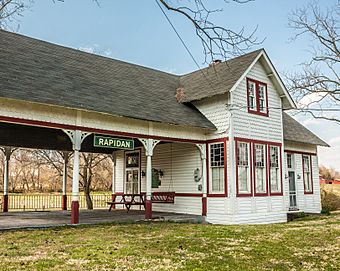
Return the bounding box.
[63,130,91,224]
[196,144,207,216]
[61,152,70,211]
[139,138,160,219]
[2,147,12,212]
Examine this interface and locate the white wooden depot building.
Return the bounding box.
[0,30,328,224]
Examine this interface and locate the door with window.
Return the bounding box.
[125,151,140,194]
[287,153,298,210]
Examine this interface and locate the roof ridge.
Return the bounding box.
[179,48,264,78]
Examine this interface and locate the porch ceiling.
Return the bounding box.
[0,121,144,153]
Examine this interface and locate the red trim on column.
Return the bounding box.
[3,195,8,212]
[61,195,67,211]
[71,201,79,224]
[145,199,152,219]
[0,115,205,144]
[202,197,207,216]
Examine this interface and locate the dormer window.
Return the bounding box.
[247,78,268,116]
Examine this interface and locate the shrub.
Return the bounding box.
[321,185,340,212]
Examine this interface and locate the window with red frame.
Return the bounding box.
[247,78,268,116]
[254,143,267,194]
[269,146,281,194]
[303,155,313,193]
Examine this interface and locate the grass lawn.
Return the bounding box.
[0,214,339,271]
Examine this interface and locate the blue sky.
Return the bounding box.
[12,0,340,169]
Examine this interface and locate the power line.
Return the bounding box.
[155,0,217,92]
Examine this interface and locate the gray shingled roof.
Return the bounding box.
[283,113,329,147]
[0,30,215,130]
[180,50,262,102]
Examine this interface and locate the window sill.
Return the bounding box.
[248,109,269,117]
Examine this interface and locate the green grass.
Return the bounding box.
[0,213,339,271]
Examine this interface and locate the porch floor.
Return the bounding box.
[0,210,203,230]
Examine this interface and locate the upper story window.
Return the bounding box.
[247,78,268,116]
[303,155,313,194]
[210,143,225,193]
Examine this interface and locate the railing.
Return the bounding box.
[8,193,111,211]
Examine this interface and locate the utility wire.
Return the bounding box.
[155,0,217,92]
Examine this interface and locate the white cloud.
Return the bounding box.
[78,46,95,54]
[78,45,113,58]
[301,118,322,126]
[318,136,340,170]
[297,92,327,108]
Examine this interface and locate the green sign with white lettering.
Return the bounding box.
[93,135,134,150]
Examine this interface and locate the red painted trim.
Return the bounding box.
[71,201,79,224]
[61,195,67,211]
[123,149,142,194]
[206,138,228,197]
[236,139,252,197]
[145,199,152,219]
[206,143,210,195]
[3,195,8,212]
[115,192,124,196]
[202,197,207,216]
[208,194,228,198]
[0,115,206,144]
[110,194,117,210]
[224,138,228,196]
[268,145,283,196]
[175,193,203,197]
[302,154,314,195]
[284,150,317,156]
[206,137,229,143]
[234,137,282,146]
[246,78,269,117]
[253,143,269,197]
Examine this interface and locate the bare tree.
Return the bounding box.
[158,0,260,63]
[0,0,33,30]
[286,1,339,123]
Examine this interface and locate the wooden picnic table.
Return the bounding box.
[107,193,145,212]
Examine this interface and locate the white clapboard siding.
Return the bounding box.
[193,94,229,139]
[114,142,203,215]
[286,153,321,214]
[232,61,282,142]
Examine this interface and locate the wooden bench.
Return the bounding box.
[107,194,145,212]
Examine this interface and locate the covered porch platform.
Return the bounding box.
[0,209,203,230]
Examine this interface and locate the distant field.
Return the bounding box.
[321,184,340,195]
[0,213,339,270]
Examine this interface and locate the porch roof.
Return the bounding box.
[283,113,329,147]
